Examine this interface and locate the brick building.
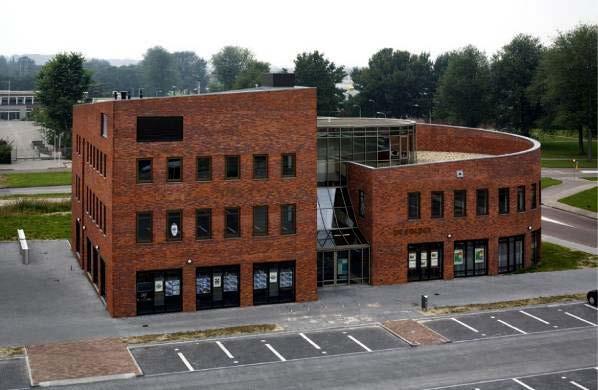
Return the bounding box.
[71,84,541,317]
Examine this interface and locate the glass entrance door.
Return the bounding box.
[336,251,349,285]
[407,243,443,282]
[317,249,370,286]
[196,265,240,310]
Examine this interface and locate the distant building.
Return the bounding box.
[0,90,36,120]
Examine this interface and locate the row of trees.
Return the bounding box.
[0,55,40,90]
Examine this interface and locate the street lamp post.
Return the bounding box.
[353,104,362,118]
[376,111,387,118]
[368,99,376,117]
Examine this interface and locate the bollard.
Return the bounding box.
[421,295,428,311]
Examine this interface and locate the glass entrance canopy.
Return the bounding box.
[317,187,369,250]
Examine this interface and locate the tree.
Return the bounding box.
[531,24,597,157]
[173,51,208,93]
[294,51,346,116]
[211,46,255,90]
[233,60,270,89]
[434,45,491,127]
[490,34,543,136]
[141,46,176,96]
[34,53,91,146]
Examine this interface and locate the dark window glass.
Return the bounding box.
[196,209,211,239]
[281,153,296,177]
[253,155,268,179]
[137,159,152,182]
[499,187,510,214]
[167,158,182,181]
[100,113,108,138]
[136,212,152,243]
[431,191,444,218]
[476,189,489,215]
[454,190,467,217]
[531,183,537,209]
[408,192,420,219]
[166,210,182,240]
[359,190,365,217]
[281,204,296,234]
[253,206,268,236]
[196,157,211,181]
[137,116,183,142]
[225,156,240,179]
[225,207,240,238]
[517,185,526,212]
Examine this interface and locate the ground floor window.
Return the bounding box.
[253,261,295,305]
[86,238,92,273]
[454,240,488,277]
[408,242,443,281]
[531,230,541,265]
[499,235,524,273]
[317,248,370,286]
[75,220,81,254]
[92,246,99,285]
[196,265,240,310]
[100,257,106,298]
[136,269,182,315]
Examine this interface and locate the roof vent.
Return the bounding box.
[261,73,295,88]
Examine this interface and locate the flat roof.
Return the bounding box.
[317,117,415,128]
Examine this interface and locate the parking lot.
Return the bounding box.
[0,358,29,390]
[131,325,408,376]
[421,303,597,342]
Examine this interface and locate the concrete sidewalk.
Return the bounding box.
[541,168,597,219]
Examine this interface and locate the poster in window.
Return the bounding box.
[269,271,278,284]
[408,252,417,269]
[430,251,439,267]
[421,252,428,267]
[280,269,293,288]
[196,275,211,294]
[213,275,222,288]
[254,270,267,289]
[454,249,464,265]
[223,272,238,292]
[475,247,485,264]
[164,278,180,296]
[154,277,164,292]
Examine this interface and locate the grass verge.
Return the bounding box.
[541,159,598,168]
[0,199,71,240]
[0,346,25,359]
[558,187,598,212]
[425,293,586,315]
[582,177,598,181]
[519,242,598,273]
[0,171,71,188]
[124,324,280,345]
[0,193,71,200]
[541,177,562,189]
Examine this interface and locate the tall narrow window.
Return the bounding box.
[100,113,108,138]
[281,204,296,234]
[253,206,268,236]
[253,155,268,179]
[225,207,241,238]
[453,190,467,217]
[499,187,510,214]
[281,153,296,177]
[225,156,240,179]
[408,192,420,219]
[166,210,182,240]
[167,158,182,181]
[531,183,537,209]
[196,209,212,240]
[137,159,152,183]
[476,189,489,215]
[136,212,152,243]
[517,185,526,212]
[196,157,211,181]
[359,190,365,217]
[431,191,444,218]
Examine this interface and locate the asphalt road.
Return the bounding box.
[542,205,598,250]
[0,185,71,196]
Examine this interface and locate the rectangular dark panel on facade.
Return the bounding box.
[137,116,183,142]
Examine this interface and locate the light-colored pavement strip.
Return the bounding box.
[519,310,550,324]
[564,311,598,326]
[570,380,591,390]
[496,319,527,334]
[299,332,321,350]
[347,335,371,352]
[450,318,479,333]
[265,343,286,361]
[512,377,535,389]
[176,352,194,372]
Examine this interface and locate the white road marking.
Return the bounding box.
[581,170,598,174]
[519,310,550,325]
[215,341,235,359]
[564,312,598,326]
[541,216,574,228]
[265,343,286,361]
[584,304,598,311]
[347,335,372,352]
[570,381,590,390]
[299,333,321,350]
[497,319,527,334]
[177,352,194,372]
[512,378,535,390]
[451,317,479,333]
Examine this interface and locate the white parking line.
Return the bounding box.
[347,335,372,352]
[177,352,194,372]
[541,216,574,228]
[519,310,550,325]
[564,312,598,326]
[215,341,235,359]
[584,304,598,311]
[570,381,590,390]
[299,333,321,350]
[451,317,479,333]
[512,378,535,390]
[265,343,286,361]
[497,319,527,334]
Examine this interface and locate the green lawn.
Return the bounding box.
[583,177,598,182]
[534,131,597,168]
[558,187,598,212]
[0,193,71,200]
[0,171,71,188]
[0,199,71,240]
[541,177,562,189]
[541,159,598,168]
[522,242,597,273]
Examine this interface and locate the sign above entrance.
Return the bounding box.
[394,227,431,236]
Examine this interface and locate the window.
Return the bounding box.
[408,192,420,219]
[253,155,268,179]
[499,187,510,214]
[281,153,296,177]
[167,158,182,181]
[100,113,108,138]
[137,116,183,142]
[454,190,466,217]
[476,189,489,215]
[196,209,211,240]
[225,156,240,179]
[517,185,526,212]
[166,210,182,240]
[253,206,268,236]
[196,157,211,181]
[225,207,241,238]
[431,191,444,218]
[454,240,488,277]
[359,190,365,217]
[137,159,152,183]
[531,183,537,209]
[281,204,296,234]
[499,235,524,273]
[136,212,152,243]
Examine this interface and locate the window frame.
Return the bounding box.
[225,155,241,180]
[136,158,153,183]
[100,113,108,138]
[476,188,489,216]
[408,192,421,220]
[517,185,526,212]
[431,191,444,218]
[253,154,269,180]
[453,190,467,217]
[280,204,296,235]
[252,205,269,236]
[499,187,510,214]
[136,211,153,243]
[167,157,183,182]
[531,183,537,209]
[358,190,365,218]
[224,207,241,238]
[195,208,212,240]
[281,153,296,178]
[166,209,183,241]
[196,156,212,182]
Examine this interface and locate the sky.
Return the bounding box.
[3,0,597,68]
